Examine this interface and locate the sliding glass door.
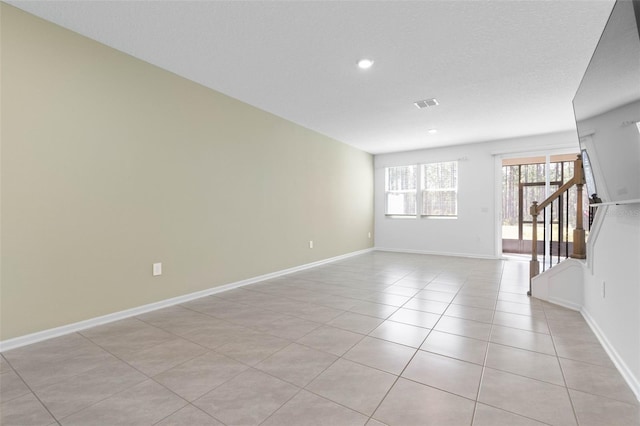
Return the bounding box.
[502,155,578,255]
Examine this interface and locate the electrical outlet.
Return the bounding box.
[153,263,162,276]
[368,232,371,239]
[601,281,606,298]
[309,240,313,249]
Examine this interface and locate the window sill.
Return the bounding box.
[420,215,458,219]
[384,215,458,220]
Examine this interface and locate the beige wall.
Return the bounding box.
[0,4,374,341]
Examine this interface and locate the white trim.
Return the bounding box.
[581,308,640,402]
[494,155,503,258]
[547,297,582,312]
[591,199,640,206]
[586,205,607,274]
[0,248,374,352]
[492,146,579,260]
[374,247,500,260]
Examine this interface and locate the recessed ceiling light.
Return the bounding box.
[427,129,438,134]
[357,59,374,69]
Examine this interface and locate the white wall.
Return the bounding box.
[575,99,640,397]
[583,204,640,396]
[531,259,584,310]
[374,131,577,258]
[375,127,640,398]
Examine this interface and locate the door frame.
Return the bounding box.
[493,146,578,259]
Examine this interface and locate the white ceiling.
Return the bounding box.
[9,0,615,154]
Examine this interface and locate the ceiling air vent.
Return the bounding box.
[414,98,439,109]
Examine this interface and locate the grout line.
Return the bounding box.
[542,301,581,426]
[470,260,503,426]
[0,357,61,424]
[365,272,469,422]
[5,253,604,425]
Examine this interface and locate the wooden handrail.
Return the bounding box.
[528,155,586,295]
[533,177,577,213]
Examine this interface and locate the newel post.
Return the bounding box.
[572,155,587,259]
[529,201,540,296]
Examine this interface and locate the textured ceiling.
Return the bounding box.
[8,0,615,154]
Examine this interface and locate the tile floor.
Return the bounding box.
[1,252,638,425]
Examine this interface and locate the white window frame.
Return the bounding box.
[384,165,418,216]
[384,161,459,219]
[420,161,458,218]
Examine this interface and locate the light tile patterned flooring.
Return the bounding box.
[1,252,638,425]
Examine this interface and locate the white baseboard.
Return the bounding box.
[547,297,582,312]
[0,248,374,352]
[374,246,500,260]
[581,308,640,402]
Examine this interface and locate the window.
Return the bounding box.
[384,161,458,218]
[385,165,417,215]
[421,161,458,217]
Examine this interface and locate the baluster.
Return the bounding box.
[542,209,547,272]
[565,190,570,259]
[550,201,554,268]
[571,156,586,259]
[557,195,562,264]
[529,201,540,296]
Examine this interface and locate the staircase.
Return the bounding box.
[528,155,587,296]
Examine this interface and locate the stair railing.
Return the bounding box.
[528,155,586,295]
